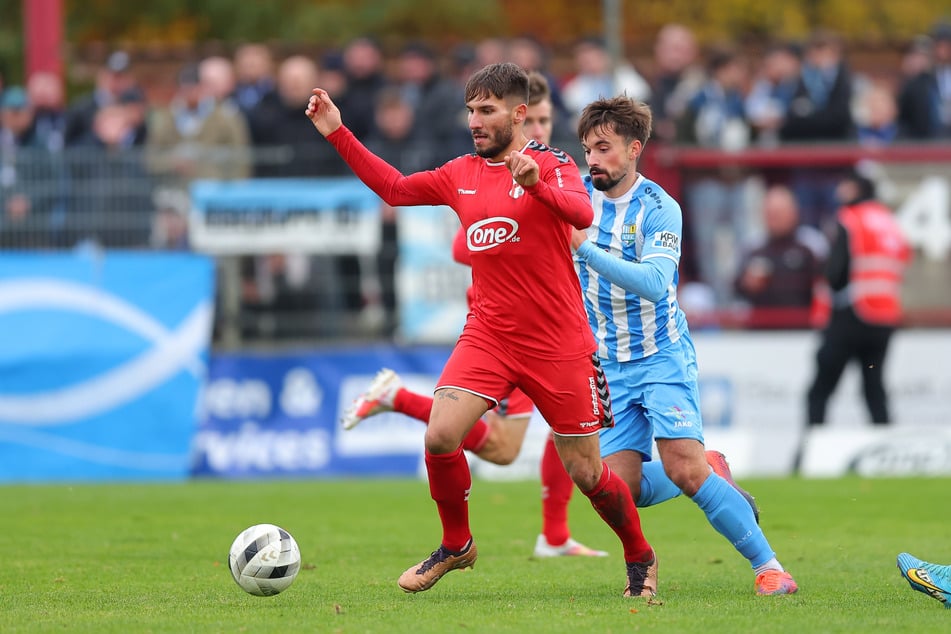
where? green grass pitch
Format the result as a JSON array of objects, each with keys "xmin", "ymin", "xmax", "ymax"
[{"xmin": 3, "ymin": 476, "xmax": 949, "ymax": 633}]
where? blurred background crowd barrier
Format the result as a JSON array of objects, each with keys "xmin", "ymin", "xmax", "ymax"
[{"xmin": 3, "ymin": 2, "xmax": 951, "ymax": 481}]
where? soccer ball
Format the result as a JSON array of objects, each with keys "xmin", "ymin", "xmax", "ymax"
[{"xmin": 228, "ymin": 524, "xmax": 301, "ymax": 596}]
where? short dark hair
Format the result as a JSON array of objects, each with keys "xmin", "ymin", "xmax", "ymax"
[
  {"xmin": 526, "ymin": 71, "xmax": 550, "ymax": 106},
  {"xmin": 577, "ymin": 96, "xmax": 652, "ymax": 147},
  {"xmin": 464, "ymin": 62, "xmax": 529, "ymax": 105}
]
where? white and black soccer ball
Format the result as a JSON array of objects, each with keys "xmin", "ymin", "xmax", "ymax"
[{"xmin": 228, "ymin": 524, "xmax": 301, "ymax": 596}]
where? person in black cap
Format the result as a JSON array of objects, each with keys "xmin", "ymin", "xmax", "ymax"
[
  {"xmin": 805, "ymin": 164, "xmax": 912, "ymax": 426},
  {"xmin": 65, "ymin": 50, "xmax": 138, "ymax": 146}
]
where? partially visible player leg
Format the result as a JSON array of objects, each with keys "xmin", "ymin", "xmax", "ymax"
[
  {"xmin": 658, "ymin": 438, "xmax": 797, "ymax": 596},
  {"xmin": 342, "ymin": 368, "xmax": 491, "ymax": 452},
  {"xmin": 397, "ymin": 388, "xmax": 488, "ymax": 593},
  {"xmin": 554, "ymin": 432, "xmax": 656, "ymax": 596},
  {"xmin": 535, "ymin": 432, "xmax": 608, "ymax": 557}
]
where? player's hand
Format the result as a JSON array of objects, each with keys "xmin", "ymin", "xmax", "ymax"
[
  {"xmin": 570, "ymin": 227, "xmax": 588, "ymax": 251},
  {"xmin": 504, "ymin": 150, "xmax": 539, "ymax": 187},
  {"xmin": 305, "ymin": 88, "xmax": 343, "ymax": 137}
]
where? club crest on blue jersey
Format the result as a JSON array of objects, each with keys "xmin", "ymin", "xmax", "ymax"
[
  {"xmin": 621, "ymin": 223, "xmax": 637, "ymax": 245},
  {"xmin": 653, "ymin": 230, "xmax": 680, "ymax": 253}
]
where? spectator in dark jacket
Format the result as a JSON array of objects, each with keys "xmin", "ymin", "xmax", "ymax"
[
  {"xmin": 897, "ymin": 35, "xmax": 942, "ymax": 140},
  {"xmin": 734, "ymin": 185, "xmax": 826, "ymax": 328},
  {"xmin": 780, "ymin": 29, "xmax": 853, "ymax": 142}
]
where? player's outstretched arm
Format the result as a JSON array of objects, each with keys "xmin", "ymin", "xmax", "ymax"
[{"xmin": 305, "ymin": 88, "xmax": 343, "ymax": 137}]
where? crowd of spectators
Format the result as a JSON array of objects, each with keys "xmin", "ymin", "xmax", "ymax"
[{"xmin": 1, "ymin": 22, "xmax": 949, "ymax": 339}]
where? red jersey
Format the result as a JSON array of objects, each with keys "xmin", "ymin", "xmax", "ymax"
[{"xmin": 327, "ymin": 127, "xmax": 595, "ymax": 360}]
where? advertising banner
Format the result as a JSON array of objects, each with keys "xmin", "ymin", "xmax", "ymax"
[
  {"xmin": 192, "ymin": 346, "xmax": 453, "ymax": 479},
  {"xmin": 189, "ymin": 178, "xmax": 382, "ymax": 255},
  {"xmin": 0, "ymin": 252, "xmax": 215, "ymax": 481},
  {"xmin": 395, "ymin": 204, "xmax": 470, "ymax": 343}
]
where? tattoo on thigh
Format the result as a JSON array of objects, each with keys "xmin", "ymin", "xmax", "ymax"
[{"xmin": 437, "ymin": 390, "xmax": 460, "ymax": 402}]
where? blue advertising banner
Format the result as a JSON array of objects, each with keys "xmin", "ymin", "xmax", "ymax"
[
  {"xmin": 0, "ymin": 252, "xmax": 215, "ymax": 481},
  {"xmin": 192, "ymin": 346, "xmax": 452, "ymax": 479}
]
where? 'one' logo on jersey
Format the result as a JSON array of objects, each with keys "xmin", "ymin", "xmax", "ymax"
[
  {"xmin": 467, "ymin": 217, "xmax": 520, "ymax": 252},
  {"xmin": 653, "ymin": 230, "xmax": 680, "ymax": 253}
]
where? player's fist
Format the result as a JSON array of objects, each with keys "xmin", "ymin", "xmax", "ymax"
[
  {"xmin": 504, "ymin": 150, "xmax": 540, "ymax": 187},
  {"xmin": 305, "ymin": 88, "xmax": 343, "ymax": 137}
]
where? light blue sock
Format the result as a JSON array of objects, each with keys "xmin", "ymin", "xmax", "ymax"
[
  {"xmin": 692, "ymin": 472, "xmax": 775, "ymax": 569},
  {"xmin": 636, "ymin": 460, "xmax": 682, "ymax": 507}
]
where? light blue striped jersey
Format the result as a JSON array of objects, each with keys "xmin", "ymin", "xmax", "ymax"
[{"xmin": 576, "ymin": 174, "xmax": 690, "ymax": 362}]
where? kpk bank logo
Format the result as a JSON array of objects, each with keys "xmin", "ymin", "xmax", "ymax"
[{"xmin": 467, "ymin": 217, "xmax": 520, "ymax": 252}]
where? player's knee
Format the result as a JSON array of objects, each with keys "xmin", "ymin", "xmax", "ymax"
[
  {"xmin": 424, "ymin": 427, "xmax": 464, "ymax": 454},
  {"xmin": 565, "ymin": 461, "xmax": 600, "ymax": 492}
]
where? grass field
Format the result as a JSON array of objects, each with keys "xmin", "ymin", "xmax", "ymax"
[{"xmin": 3, "ymin": 475, "xmax": 949, "ymax": 633}]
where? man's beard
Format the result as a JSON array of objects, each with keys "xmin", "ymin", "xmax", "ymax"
[
  {"xmin": 589, "ymin": 168, "xmax": 626, "ymax": 192},
  {"xmin": 473, "ymin": 120, "xmax": 514, "ymax": 158}
]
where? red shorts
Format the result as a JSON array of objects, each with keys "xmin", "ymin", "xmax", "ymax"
[
  {"xmin": 496, "ymin": 387, "xmax": 533, "ymax": 418},
  {"xmin": 437, "ymin": 328, "xmax": 613, "ymax": 436}
]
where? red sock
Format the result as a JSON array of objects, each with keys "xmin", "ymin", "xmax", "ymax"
[
  {"xmin": 540, "ymin": 433, "xmax": 572, "ymax": 546},
  {"xmin": 393, "ymin": 388, "xmax": 433, "ymax": 423},
  {"xmin": 583, "ymin": 463, "xmax": 652, "ymax": 563},
  {"xmin": 425, "ymin": 447, "xmax": 472, "ymax": 552},
  {"xmin": 461, "ymin": 419, "xmax": 490, "ymax": 453}
]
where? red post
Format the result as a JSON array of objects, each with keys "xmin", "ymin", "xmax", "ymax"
[{"xmin": 24, "ymin": 0, "xmax": 63, "ymax": 79}]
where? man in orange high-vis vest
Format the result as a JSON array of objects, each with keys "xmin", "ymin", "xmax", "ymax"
[{"xmin": 806, "ymin": 167, "xmax": 911, "ymax": 425}]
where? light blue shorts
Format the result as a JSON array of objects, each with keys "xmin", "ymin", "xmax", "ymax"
[{"xmin": 598, "ymin": 336, "xmax": 705, "ymax": 461}]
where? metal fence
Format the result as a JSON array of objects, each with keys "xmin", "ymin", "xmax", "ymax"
[{"xmin": 3, "ymin": 141, "xmax": 950, "ymax": 346}]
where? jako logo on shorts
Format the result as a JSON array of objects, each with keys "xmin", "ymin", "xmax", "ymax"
[{"xmin": 466, "ymin": 217, "xmax": 520, "ymax": 252}]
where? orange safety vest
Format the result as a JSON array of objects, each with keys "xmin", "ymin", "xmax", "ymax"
[{"xmin": 838, "ymin": 201, "xmax": 911, "ymax": 326}]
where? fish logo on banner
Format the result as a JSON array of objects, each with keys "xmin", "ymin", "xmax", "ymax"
[{"xmin": 0, "ymin": 278, "xmax": 211, "ymax": 425}]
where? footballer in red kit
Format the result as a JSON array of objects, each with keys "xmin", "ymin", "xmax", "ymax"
[{"xmin": 307, "ymin": 62, "xmax": 655, "ymax": 598}]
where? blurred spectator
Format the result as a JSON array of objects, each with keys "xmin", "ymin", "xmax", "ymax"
[
  {"xmin": 69, "ymin": 104, "xmax": 153, "ymax": 248},
  {"xmin": 364, "ymin": 87, "xmax": 432, "ymax": 336},
  {"xmin": 118, "ymin": 86, "xmax": 148, "ymax": 146},
  {"xmin": 930, "ymin": 22, "xmax": 951, "ymax": 136},
  {"xmin": 679, "ymin": 47, "xmax": 754, "ymax": 305},
  {"xmin": 240, "ymin": 252, "xmax": 325, "ymax": 340},
  {"xmin": 474, "ymin": 37, "xmax": 508, "ymax": 69},
  {"xmin": 896, "ymin": 35, "xmax": 941, "ymax": 139},
  {"xmin": 854, "ymin": 82, "xmax": 899, "ymax": 146},
  {"xmin": 733, "ymin": 184, "xmax": 827, "ymax": 328},
  {"xmin": 200, "ymin": 56, "xmax": 237, "ymax": 104},
  {"xmin": 243, "ymin": 54, "xmax": 350, "ymax": 337},
  {"xmin": 318, "ymin": 50, "xmax": 348, "ymax": 101},
  {"xmin": 677, "ymin": 46, "xmax": 750, "ymax": 149},
  {"xmin": 0, "ymin": 86, "xmax": 58, "ymax": 248},
  {"xmin": 649, "ymin": 23, "xmax": 705, "ymax": 142},
  {"xmin": 561, "ymin": 36, "xmax": 651, "ymax": 123},
  {"xmin": 507, "ymin": 35, "xmax": 569, "ymax": 128},
  {"xmin": 233, "ymin": 43, "xmax": 278, "ymax": 116},
  {"xmin": 146, "ymin": 63, "xmax": 250, "ymax": 248},
  {"xmin": 338, "ymin": 37, "xmax": 387, "ymax": 141},
  {"xmin": 248, "ymin": 54, "xmax": 347, "ymax": 176},
  {"xmin": 65, "ymin": 50, "xmax": 137, "ymax": 146},
  {"xmin": 26, "ymin": 72, "xmax": 66, "ymax": 152},
  {"xmin": 396, "ymin": 41, "xmax": 468, "ymax": 167},
  {"xmin": 745, "ymin": 42, "xmax": 802, "ymax": 147},
  {"xmin": 780, "ymin": 28, "xmax": 854, "ymax": 141},
  {"xmin": 782, "ymin": 29, "xmax": 855, "ymax": 229}
]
